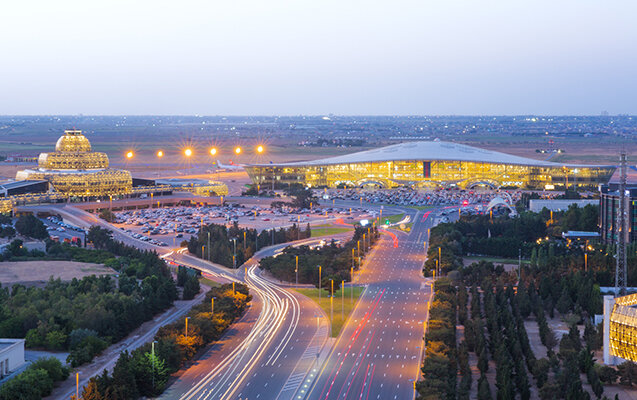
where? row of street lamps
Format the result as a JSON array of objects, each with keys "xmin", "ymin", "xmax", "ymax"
[{"xmin": 124, "ymin": 145, "xmax": 265, "ymax": 160}]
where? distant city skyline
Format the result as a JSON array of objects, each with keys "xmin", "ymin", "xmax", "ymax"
[{"xmin": 2, "ymin": 0, "xmax": 636, "ymax": 115}]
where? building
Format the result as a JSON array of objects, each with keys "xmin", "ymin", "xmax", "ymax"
[
  {"xmin": 603, "ymin": 294, "xmax": 637, "ymax": 364},
  {"xmin": 155, "ymin": 179, "xmax": 228, "ymax": 196},
  {"xmin": 0, "ymin": 180, "xmax": 49, "ymax": 197},
  {"xmin": 599, "ymin": 185, "xmax": 637, "ymax": 244},
  {"xmin": 245, "ymin": 141, "xmax": 615, "ymax": 190},
  {"xmin": 16, "ymin": 129, "xmax": 132, "ymax": 197},
  {"xmin": 528, "ymin": 199, "xmax": 598, "ymax": 213},
  {"xmin": 0, "ymin": 339, "xmax": 25, "ymax": 378}
]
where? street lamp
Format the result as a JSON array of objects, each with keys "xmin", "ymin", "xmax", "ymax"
[
  {"xmin": 295, "ymin": 255, "xmax": 299, "ymax": 285},
  {"xmin": 76, "ymin": 372, "xmax": 81, "ymax": 399},
  {"xmin": 184, "ymin": 148, "xmax": 193, "ymax": 157},
  {"xmin": 318, "ymin": 265, "xmax": 322, "ymax": 303},
  {"xmin": 156, "ymin": 150, "xmax": 164, "ymax": 177},
  {"xmin": 151, "ymin": 340, "xmax": 158, "ymax": 390},
  {"xmin": 185, "ymin": 317, "xmax": 190, "ymax": 338},
  {"xmin": 256, "ymin": 145, "xmax": 265, "ymax": 154},
  {"xmin": 209, "ymin": 147, "xmax": 217, "ymax": 156},
  {"xmin": 230, "ymin": 238, "xmax": 237, "ymax": 268},
  {"xmin": 234, "ymin": 146, "xmax": 242, "ymax": 155},
  {"xmin": 126, "ymin": 150, "xmax": 134, "ymax": 159}
]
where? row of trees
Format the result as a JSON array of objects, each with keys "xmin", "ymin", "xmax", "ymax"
[
  {"xmin": 187, "ymin": 221, "xmax": 312, "ymax": 268},
  {"xmin": 416, "ymin": 278, "xmax": 457, "ymax": 399},
  {"xmin": 0, "ymin": 227, "xmax": 178, "ymax": 368},
  {"xmin": 74, "ymin": 283, "xmax": 251, "ymax": 399},
  {"xmin": 259, "ymin": 225, "xmax": 379, "ymax": 288},
  {"xmin": 423, "ymin": 205, "xmax": 622, "ymax": 279},
  {"xmin": 0, "ymin": 357, "xmax": 69, "ymax": 400}
]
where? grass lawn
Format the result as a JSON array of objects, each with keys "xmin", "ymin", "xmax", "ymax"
[
  {"xmin": 382, "ymin": 213, "xmax": 405, "ymax": 224},
  {"xmin": 464, "ymin": 256, "xmax": 531, "ymax": 265},
  {"xmin": 199, "ymin": 276, "xmax": 222, "ymax": 288},
  {"xmin": 310, "ymin": 227, "xmax": 351, "ymax": 238},
  {"xmin": 295, "ymin": 286, "xmax": 365, "ymax": 337},
  {"xmin": 407, "ymin": 205, "xmax": 434, "ymax": 211},
  {"xmin": 389, "ymin": 223, "xmax": 412, "ymax": 232}
]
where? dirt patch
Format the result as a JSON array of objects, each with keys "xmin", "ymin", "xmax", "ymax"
[{"xmin": 0, "ymin": 260, "xmax": 117, "ymax": 287}]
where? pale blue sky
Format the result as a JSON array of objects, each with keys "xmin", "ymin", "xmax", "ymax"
[{"xmin": 1, "ymin": 0, "xmax": 636, "ymax": 115}]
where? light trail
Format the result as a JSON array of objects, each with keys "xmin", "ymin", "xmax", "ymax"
[{"xmin": 178, "ymin": 263, "xmax": 303, "ymax": 400}]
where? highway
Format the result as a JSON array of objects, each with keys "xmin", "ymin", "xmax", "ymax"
[
  {"xmin": 306, "ymin": 208, "xmax": 434, "ymax": 400},
  {"xmin": 23, "ymin": 201, "xmax": 436, "ymax": 400},
  {"xmin": 21, "ymin": 203, "xmax": 330, "ymax": 400}
]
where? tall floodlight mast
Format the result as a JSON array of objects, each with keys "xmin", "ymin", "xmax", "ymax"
[{"xmin": 615, "ymin": 152, "xmax": 628, "ymax": 297}]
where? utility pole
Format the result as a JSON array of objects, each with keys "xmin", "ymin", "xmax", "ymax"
[
  {"xmin": 615, "ymin": 152, "xmax": 628, "ymax": 297},
  {"xmin": 518, "ymin": 248, "xmax": 521, "ymax": 281}
]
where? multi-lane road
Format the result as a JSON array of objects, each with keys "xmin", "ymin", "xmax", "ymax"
[
  {"xmin": 22, "ymin": 201, "xmax": 439, "ymax": 400},
  {"xmin": 306, "ymin": 208, "xmax": 434, "ymax": 400}
]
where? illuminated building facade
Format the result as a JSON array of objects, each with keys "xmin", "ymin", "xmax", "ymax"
[
  {"xmin": 604, "ymin": 294, "xmax": 637, "ymax": 364},
  {"xmin": 599, "ymin": 185, "xmax": 637, "ymax": 244},
  {"xmin": 16, "ymin": 130, "xmax": 132, "ymax": 197},
  {"xmin": 246, "ymin": 141, "xmax": 615, "ymax": 190}
]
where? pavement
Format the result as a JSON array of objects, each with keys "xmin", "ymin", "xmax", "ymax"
[
  {"xmin": 19, "ymin": 199, "xmax": 436, "ymax": 400},
  {"xmin": 305, "ymin": 207, "xmax": 435, "ymax": 400}
]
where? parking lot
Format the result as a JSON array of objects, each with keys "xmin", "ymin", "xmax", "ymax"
[{"xmin": 111, "ymin": 203, "xmax": 374, "ymax": 248}]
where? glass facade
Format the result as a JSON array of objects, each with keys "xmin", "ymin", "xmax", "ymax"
[
  {"xmin": 246, "ymin": 159, "xmax": 615, "ymax": 190},
  {"xmin": 16, "ymin": 130, "xmax": 132, "ymax": 197},
  {"xmin": 610, "ymin": 294, "xmax": 637, "ymax": 362},
  {"xmin": 599, "ymin": 186, "xmax": 637, "ymax": 244}
]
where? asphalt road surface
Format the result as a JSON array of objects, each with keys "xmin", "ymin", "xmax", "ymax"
[{"xmin": 306, "ymin": 208, "xmax": 434, "ymax": 400}]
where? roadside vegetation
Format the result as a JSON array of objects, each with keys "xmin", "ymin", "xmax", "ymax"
[
  {"xmin": 73, "ymin": 282, "xmax": 250, "ymax": 399},
  {"xmin": 259, "ymin": 225, "xmax": 379, "ymax": 285},
  {"xmin": 0, "ymin": 226, "xmax": 177, "ymax": 369},
  {"xmin": 187, "ymin": 221, "xmax": 311, "ymax": 268},
  {"xmin": 295, "ymin": 286, "xmax": 365, "ymax": 336},
  {"xmin": 0, "ymin": 357, "xmax": 69, "ymax": 400},
  {"xmin": 418, "ymin": 204, "xmax": 637, "ymax": 400}
]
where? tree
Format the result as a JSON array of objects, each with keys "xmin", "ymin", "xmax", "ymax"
[
  {"xmin": 477, "ymin": 374, "xmax": 492, "ymax": 400},
  {"xmin": 81, "ymin": 380, "xmax": 104, "ymax": 400},
  {"xmin": 597, "ymin": 365, "xmax": 618, "ymax": 385},
  {"xmin": 617, "ymin": 361, "xmax": 637, "ymax": 386},
  {"xmin": 284, "ymin": 184, "xmax": 318, "ymax": 209},
  {"xmin": 98, "ymin": 209, "xmax": 116, "ymax": 223},
  {"xmin": 182, "ymin": 275, "xmax": 201, "ymax": 300},
  {"xmin": 87, "ymin": 226, "xmax": 113, "ymax": 249},
  {"xmin": 14, "ymin": 214, "xmax": 48, "ymax": 239}
]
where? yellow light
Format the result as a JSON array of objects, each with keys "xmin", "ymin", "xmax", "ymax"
[
  {"xmin": 234, "ymin": 146, "xmax": 242, "ymax": 155},
  {"xmin": 184, "ymin": 148, "xmax": 193, "ymax": 157},
  {"xmin": 126, "ymin": 151, "xmax": 134, "ymax": 159},
  {"xmin": 157, "ymin": 150, "xmax": 164, "ymax": 158},
  {"xmin": 210, "ymin": 148, "xmax": 217, "ymax": 156},
  {"xmin": 257, "ymin": 145, "xmax": 264, "ymax": 154}
]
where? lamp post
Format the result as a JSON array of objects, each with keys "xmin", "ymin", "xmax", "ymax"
[
  {"xmin": 76, "ymin": 372, "xmax": 80, "ymax": 400},
  {"xmin": 156, "ymin": 150, "xmax": 163, "ymax": 177},
  {"xmin": 151, "ymin": 340, "xmax": 158, "ymax": 390},
  {"xmin": 341, "ymin": 280, "xmax": 345, "ymax": 321},
  {"xmin": 295, "ymin": 255, "xmax": 299, "ymax": 285},
  {"xmin": 207, "ymin": 231, "xmax": 210, "ymax": 261},
  {"xmin": 438, "ymin": 247, "xmax": 441, "ymax": 273},
  {"xmin": 231, "ymin": 238, "xmax": 237, "ymax": 268},
  {"xmin": 318, "ymin": 265, "xmax": 322, "ymax": 303},
  {"xmin": 185, "ymin": 317, "xmax": 190, "ymax": 338},
  {"xmin": 330, "ymin": 279, "xmax": 334, "ymax": 324},
  {"xmin": 211, "ymin": 297, "xmax": 215, "ymax": 314}
]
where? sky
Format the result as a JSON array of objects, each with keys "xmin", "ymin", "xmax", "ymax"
[{"xmin": 1, "ymin": 0, "xmax": 636, "ymax": 115}]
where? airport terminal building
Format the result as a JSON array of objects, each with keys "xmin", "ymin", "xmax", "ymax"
[{"xmin": 245, "ymin": 141, "xmax": 615, "ymax": 190}]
